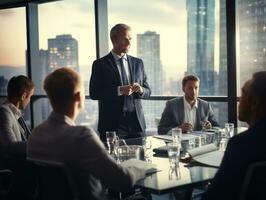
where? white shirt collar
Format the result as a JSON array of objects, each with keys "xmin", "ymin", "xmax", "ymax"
[
  {"xmin": 183, "ymin": 96, "xmax": 198, "ymax": 110},
  {"xmin": 111, "ymin": 51, "xmax": 128, "ymax": 62}
]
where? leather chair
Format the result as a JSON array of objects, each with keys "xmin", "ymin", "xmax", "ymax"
[
  {"xmin": 240, "ymin": 161, "xmax": 266, "ymax": 200},
  {"xmin": 0, "ymin": 169, "xmax": 13, "ymax": 199},
  {"xmin": 28, "ymin": 160, "xmax": 79, "ymax": 200}
]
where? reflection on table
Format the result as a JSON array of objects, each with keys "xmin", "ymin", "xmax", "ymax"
[{"xmin": 120, "ymin": 136, "xmax": 218, "ymax": 195}]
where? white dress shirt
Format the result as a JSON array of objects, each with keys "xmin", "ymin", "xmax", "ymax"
[
  {"xmin": 183, "ymin": 96, "xmax": 198, "ymax": 129},
  {"xmin": 111, "ymin": 51, "xmax": 132, "ymax": 96}
]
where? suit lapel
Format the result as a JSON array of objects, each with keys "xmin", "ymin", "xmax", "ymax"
[
  {"xmin": 106, "ymin": 53, "xmax": 122, "ymax": 85},
  {"xmin": 195, "ymin": 99, "xmax": 202, "ymax": 130},
  {"xmin": 173, "ymin": 98, "xmax": 184, "ymax": 125},
  {"xmin": 127, "ymin": 55, "xmax": 134, "ymax": 84}
]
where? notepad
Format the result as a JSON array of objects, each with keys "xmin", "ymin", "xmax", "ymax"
[{"xmin": 187, "ymin": 144, "xmax": 224, "ymax": 168}]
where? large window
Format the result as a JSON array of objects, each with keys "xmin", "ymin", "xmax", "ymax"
[
  {"xmin": 33, "ymin": 0, "xmax": 96, "ymax": 125},
  {"xmin": 0, "ymin": 7, "xmax": 27, "ymax": 94},
  {"xmin": 236, "ymin": 0, "xmax": 266, "ymax": 95},
  {"xmin": 108, "ymin": 0, "xmax": 228, "ymax": 128},
  {"xmin": 0, "ymin": 7, "xmax": 31, "ymax": 125}
]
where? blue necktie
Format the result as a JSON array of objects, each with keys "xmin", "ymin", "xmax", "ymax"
[{"xmin": 119, "ymin": 58, "xmax": 134, "ymax": 112}]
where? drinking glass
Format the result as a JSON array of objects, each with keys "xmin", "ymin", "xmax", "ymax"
[
  {"xmin": 106, "ymin": 131, "xmax": 118, "ymax": 155},
  {"xmin": 168, "ymin": 166, "xmax": 181, "ymax": 180},
  {"xmin": 142, "ymin": 137, "xmax": 152, "ymax": 161},
  {"xmin": 172, "ymin": 128, "xmax": 182, "ymax": 145},
  {"xmin": 225, "ymin": 123, "xmax": 235, "ymax": 138},
  {"xmin": 167, "ymin": 143, "xmax": 181, "ymax": 168}
]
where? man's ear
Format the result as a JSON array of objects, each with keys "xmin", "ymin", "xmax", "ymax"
[
  {"xmin": 21, "ymin": 92, "xmax": 27, "ymax": 101},
  {"xmin": 74, "ymin": 91, "xmax": 81, "ymax": 102}
]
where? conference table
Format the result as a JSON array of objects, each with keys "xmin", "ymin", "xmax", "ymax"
[
  {"xmin": 122, "ymin": 136, "xmax": 219, "ymax": 197},
  {"xmin": 115, "ymin": 127, "xmax": 248, "ymax": 198}
]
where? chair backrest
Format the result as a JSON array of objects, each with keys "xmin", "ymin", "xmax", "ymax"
[
  {"xmin": 240, "ymin": 161, "xmax": 266, "ymax": 200},
  {"xmin": 29, "ymin": 159, "xmax": 79, "ymax": 200},
  {"xmin": 0, "ymin": 169, "xmax": 13, "ymax": 198}
]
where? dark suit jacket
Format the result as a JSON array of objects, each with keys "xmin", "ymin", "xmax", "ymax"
[
  {"xmin": 158, "ymin": 97, "xmax": 219, "ymax": 134},
  {"xmin": 202, "ymin": 116, "xmax": 266, "ymax": 200},
  {"xmin": 89, "ymin": 52, "xmax": 151, "ymax": 137}
]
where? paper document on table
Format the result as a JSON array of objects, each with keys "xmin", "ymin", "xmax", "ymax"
[
  {"xmin": 187, "ymin": 144, "xmax": 224, "ymax": 168},
  {"xmin": 120, "ymin": 159, "xmax": 159, "ymax": 175},
  {"xmin": 153, "ymin": 134, "xmax": 198, "ymax": 142}
]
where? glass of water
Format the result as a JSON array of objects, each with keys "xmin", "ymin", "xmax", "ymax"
[
  {"xmin": 172, "ymin": 128, "xmax": 182, "ymax": 145},
  {"xmin": 225, "ymin": 123, "xmax": 234, "ymax": 138},
  {"xmin": 167, "ymin": 142, "xmax": 181, "ymax": 169},
  {"xmin": 106, "ymin": 131, "xmax": 118, "ymax": 155}
]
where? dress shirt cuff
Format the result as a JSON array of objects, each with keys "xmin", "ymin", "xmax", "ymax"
[{"xmin": 117, "ymin": 86, "xmax": 123, "ymax": 96}]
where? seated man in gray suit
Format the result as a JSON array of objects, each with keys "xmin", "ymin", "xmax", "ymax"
[
  {"xmin": 0, "ymin": 75, "xmax": 35, "ymax": 199},
  {"xmin": 0, "ymin": 75, "xmax": 34, "ymax": 159},
  {"xmin": 158, "ymin": 75, "xmax": 219, "ymax": 134},
  {"xmin": 27, "ymin": 68, "xmax": 146, "ymax": 200}
]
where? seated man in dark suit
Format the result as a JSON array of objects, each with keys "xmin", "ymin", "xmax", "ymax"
[
  {"xmin": 202, "ymin": 71, "xmax": 266, "ymax": 200},
  {"xmin": 27, "ymin": 68, "xmax": 146, "ymax": 200},
  {"xmin": 158, "ymin": 75, "xmax": 219, "ymax": 134}
]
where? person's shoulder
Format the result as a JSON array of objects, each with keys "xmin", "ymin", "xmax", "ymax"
[
  {"xmin": 71, "ymin": 126, "xmax": 98, "ymax": 137},
  {"xmin": 128, "ymin": 55, "xmax": 142, "ymax": 63},
  {"xmin": 168, "ymin": 97, "xmax": 181, "ymax": 104},
  {"xmin": 0, "ymin": 104, "xmax": 12, "ymax": 117},
  {"xmin": 93, "ymin": 53, "xmax": 111, "ymax": 64},
  {"xmin": 197, "ymin": 98, "xmax": 209, "ymax": 104}
]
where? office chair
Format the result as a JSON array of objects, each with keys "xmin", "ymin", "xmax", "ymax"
[
  {"xmin": 240, "ymin": 161, "xmax": 266, "ymax": 200},
  {"xmin": 29, "ymin": 159, "xmax": 79, "ymax": 200},
  {"xmin": 0, "ymin": 169, "xmax": 13, "ymax": 199}
]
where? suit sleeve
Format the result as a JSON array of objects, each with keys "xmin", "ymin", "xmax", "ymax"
[
  {"xmin": 75, "ymin": 128, "xmax": 146, "ymax": 192},
  {"xmin": 0, "ymin": 107, "xmax": 17, "ymax": 149},
  {"xmin": 158, "ymin": 101, "xmax": 176, "ymax": 135},
  {"xmin": 135, "ymin": 59, "xmax": 151, "ymax": 99},
  {"xmin": 202, "ymin": 138, "xmax": 244, "ymax": 200},
  {"xmin": 89, "ymin": 60, "xmax": 120, "ymax": 100},
  {"xmin": 0, "ymin": 107, "xmax": 26, "ymax": 156},
  {"xmin": 207, "ymin": 103, "xmax": 220, "ymax": 127}
]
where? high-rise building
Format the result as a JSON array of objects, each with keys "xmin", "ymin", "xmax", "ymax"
[
  {"xmin": 48, "ymin": 34, "xmax": 79, "ymax": 72},
  {"xmin": 137, "ymin": 31, "xmax": 164, "ymax": 134},
  {"xmin": 186, "ymin": 0, "xmax": 215, "ymax": 95},
  {"xmin": 237, "ymin": 0, "xmax": 266, "ymax": 87},
  {"xmin": 137, "ymin": 31, "xmax": 163, "ymax": 95}
]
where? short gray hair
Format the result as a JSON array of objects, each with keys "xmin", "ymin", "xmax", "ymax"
[{"xmin": 110, "ymin": 24, "xmax": 131, "ymax": 40}]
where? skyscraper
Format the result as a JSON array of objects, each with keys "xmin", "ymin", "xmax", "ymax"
[
  {"xmin": 48, "ymin": 34, "xmax": 79, "ymax": 72},
  {"xmin": 137, "ymin": 31, "xmax": 162, "ymax": 95},
  {"xmin": 237, "ymin": 0, "xmax": 266, "ymax": 87},
  {"xmin": 186, "ymin": 0, "xmax": 215, "ymax": 95},
  {"xmin": 137, "ymin": 31, "xmax": 163, "ymax": 133}
]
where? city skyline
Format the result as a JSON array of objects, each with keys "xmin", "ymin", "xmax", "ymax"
[{"xmin": 0, "ymin": 0, "xmax": 221, "ymax": 81}]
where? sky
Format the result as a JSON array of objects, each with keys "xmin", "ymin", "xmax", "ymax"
[{"xmin": 0, "ymin": 0, "xmax": 220, "ymax": 80}]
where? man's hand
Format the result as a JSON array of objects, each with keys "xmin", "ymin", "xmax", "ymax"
[
  {"xmin": 202, "ymin": 120, "xmax": 212, "ymax": 129},
  {"xmin": 132, "ymin": 83, "xmax": 143, "ymax": 94},
  {"xmin": 120, "ymin": 85, "xmax": 133, "ymax": 96},
  {"xmin": 179, "ymin": 122, "xmax": 193, "ymax": 133}
]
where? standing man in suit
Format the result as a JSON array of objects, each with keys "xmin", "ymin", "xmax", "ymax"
[
  {"xmin": 90, "ymin": 23, "xmax": 151, "ymax": 140},
  {"xmin": 158, "ymin": 75, "xmax": 219, "ymax": 134},
  {"xmin": 28, "ymin": 68, "xmax": 146, "ymax": 199},
  {"xmin": 0, "ymin": 75, "xmax": 34, "ymax": 159},
  {"xmin": 202, "ymin": 71, "xmax": 266, "ymax": 200}
]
